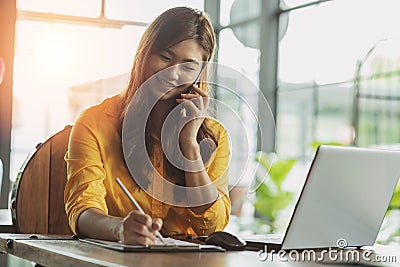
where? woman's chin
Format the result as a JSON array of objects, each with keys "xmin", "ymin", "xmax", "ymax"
[
  {"xmin": 146, "ymin": 81, "xmax": 176, "ymax": 100},
  {"xmin": 158, "ymin": 90, "xmax": 180, "ymax": 101},
  {"xmin": 157, "ymin": 84, "xmax": 187, "ymax": 101}
]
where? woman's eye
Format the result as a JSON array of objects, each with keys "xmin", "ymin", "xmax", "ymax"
[
  {"xmin": 183, "ymin": 64, "xmax": 198, "ymax": 71},
  {"xmin": 183, "ymin": 66, "xmax": 196, "ymax": 71},
  {"xmin": 160, "ymin": 54, "xmax": 171, "ymax": 61}
]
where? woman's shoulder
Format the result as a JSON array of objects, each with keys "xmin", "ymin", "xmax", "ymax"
[
  {"xmin": 77, "ymin": 95, "xmax": 121, "ymax": 123},
  {"xmin": 71, "ymin": 95, "xmax": 122, "ymax": 143}
]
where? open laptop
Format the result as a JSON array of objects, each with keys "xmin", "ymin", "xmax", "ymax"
[{"xmin": 244, "ymin": 145, "xmax": 400, "ymax": 250}]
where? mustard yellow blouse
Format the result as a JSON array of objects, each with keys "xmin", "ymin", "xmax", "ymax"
[{"xmin": 64, "ymin": 95, "xmax": 231, "ymax": 236}]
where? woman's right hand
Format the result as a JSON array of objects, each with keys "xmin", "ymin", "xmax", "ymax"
[{"xmin": 114, "ymin": 210, "xmax": 163, "ymax": 245}]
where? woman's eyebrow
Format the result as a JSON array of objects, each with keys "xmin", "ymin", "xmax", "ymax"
[{"xmin": 165, "ymin": 49, "xmax": 201, "ymax": 65}]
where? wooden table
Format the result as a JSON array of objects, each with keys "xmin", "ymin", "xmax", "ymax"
[{"xmin": 0, "ymin": 234, "xmax": 398, "ymax": 267}]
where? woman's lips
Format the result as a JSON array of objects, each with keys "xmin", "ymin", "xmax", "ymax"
[{"xmin": 157, "ymin": 75, "xmax": 177, "ymax": 89}]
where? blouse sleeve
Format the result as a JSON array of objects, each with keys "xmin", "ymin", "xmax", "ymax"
[
  {"xmin": 64, "ymin": 116, "xmax": 108, "ymax": 234},
  {"xmin": 186, "ymin": 123, "xmax": 231, "ymax": 236}
]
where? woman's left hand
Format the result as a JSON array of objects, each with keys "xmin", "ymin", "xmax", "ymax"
[{"xmin": 176, "ymin": 84, "xmax": 209, "ymax": 146}]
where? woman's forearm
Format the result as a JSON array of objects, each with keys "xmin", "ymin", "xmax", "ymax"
[
  {"xmin": 180, "ymin": 139, "xmax": 219, "ymax": 214},
  {"xmin": 78, "ymin": 208, "xmax": 122, "ymax": 240},
  {"xmin": 78, "ymin": 208, "xmax": 163, "ymax": 245}
]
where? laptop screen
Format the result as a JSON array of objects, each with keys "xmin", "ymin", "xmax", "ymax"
[{"xmin": 282, "ymin": 145, "xmax": 400, "ymax": 250}]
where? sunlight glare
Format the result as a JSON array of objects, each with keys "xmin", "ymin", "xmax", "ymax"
[{"xmin": 35, "ymin": 30, "xmax": 73, "ymax": 80}]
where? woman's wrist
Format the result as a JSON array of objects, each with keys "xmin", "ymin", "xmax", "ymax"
[
  {"xmin": 111, "ymin": 218, "xmax": 123, "ymax": 241},
  {"xmin": 179, "ymin": 138, "xmax": 200, "ymax": 159},
  {"xmin": 78, "ymin": 208, "xmax": 123, "ymax": 242}
]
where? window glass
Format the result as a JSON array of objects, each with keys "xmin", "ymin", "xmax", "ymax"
[
  {"xmin": 277, "ymin": 82, "xmax": 354, "ymax": 158},
  {"xmin": 356, "ymin": 39, "xmax": 400, "ymax": 148},
  {"xmin": 219, "ymin": 0, "xmax": 261, "ymax": 27},
  {"xmin": 11, "ymin": 1, "xmax": 206, "ymax": 185},
  {"xmin": 217, "ymin": 28, "xmax": 260, "ymax": 187},
  {"xmin": 276, "ymin": 1, "xmax": 400, "ymax": 243},
  {"xmin": 105, "ymin": 0, "xmax": 203, "ymax": 22},
  {"xmin": 11, "ymin": 20, "xmax": 145, "ymax": 181},
  {"xmin": 278, "ymin": 0, "xmax": 400, "ymax": 158},
  {"xmin": 17, "ymin": 0, "xmax": 102, "ymax": 17},
  {"xmin": 281, "ymin": 0, "xmax": 321, "ymax": 8}
]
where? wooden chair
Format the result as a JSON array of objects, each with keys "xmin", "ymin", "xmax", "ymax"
[{"xmin": 10, "ymin": 126, "xmax": 73, "ymax": 234}]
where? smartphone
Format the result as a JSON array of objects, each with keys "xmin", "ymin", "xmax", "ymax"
[
  {"xmin": 180, "ymin": 75, "xmax": 200, "ymax": 116},
  {"xmin": 186, "ymin": 68, "xmax": 202, "ymax": 94},
  {"xmin": 186, "ymin": 82, "xmax": 196, "ymax": 94}
]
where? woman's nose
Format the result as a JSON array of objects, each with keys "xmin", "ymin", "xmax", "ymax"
[{"xmin": 164, "ymin": 64, "xmax": 180, "ymax": 82}]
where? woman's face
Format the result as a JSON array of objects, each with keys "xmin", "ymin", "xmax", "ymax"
[{"xmin": 144, "ymin": 39, "xmax": 206, "ymax": 100}]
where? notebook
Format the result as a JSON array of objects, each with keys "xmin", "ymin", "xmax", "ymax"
[
  {"xmin": 80, "ymin": 237, "xmax": 225, "ymax": 252},
  {"xmin": 244, "ymin": 145, "xmax": 400, "ymax": 250}
]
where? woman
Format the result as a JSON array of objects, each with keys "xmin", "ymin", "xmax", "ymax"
[{"xmin": 64, "ymin": 7, "xmax": 231, "ymax": 245}]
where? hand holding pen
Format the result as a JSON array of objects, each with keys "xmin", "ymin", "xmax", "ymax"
[{"xmin": 116, "ymin": 178, "xmax": 166, "ymax": 245}]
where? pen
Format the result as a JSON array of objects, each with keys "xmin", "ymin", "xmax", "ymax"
[{"xmin": 116, "ymin": 177, "xmax": 167, "ymax": 245}]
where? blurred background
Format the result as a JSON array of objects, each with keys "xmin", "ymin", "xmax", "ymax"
[{"xmin": 0, "ymin": 0, "xmax": 399, "ymax": 255}]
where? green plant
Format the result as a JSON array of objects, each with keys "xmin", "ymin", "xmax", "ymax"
[
  {"xmin": 388, "ymin": 181, "xmax": 400, "ymax": 210},
  {"xmin": 253, "ymin": 151, "xmax": 295, "ymax": 233},
  {"xmin": 384, "ymin": 181, "xmax": 400, "ymax": 244},
  {"xmin": 310, "ymin": 141, "xmax": 345, "ymax": 151}
]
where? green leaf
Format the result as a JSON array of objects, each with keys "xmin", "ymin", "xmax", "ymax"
[
  {"xmin": 388, "ymin": 181, "xmax": 400, "ymax": 209},
  {"xmin": 255, "ymin": 151, "xmax": 274, "ymax": 171},
  {"xmin": 253, "ymin": 190, "xmax": 294, "ymax": 222},
  {"xmin": 269, "ymin": 159, "xmax": 296, "ymax": 188},
  {"xmin": 310, "ymin": 141, "xmax": 346, "ymax": 151},
  {"xmin": 253, "ymin": 151, "xmax": 296, "ymax": 228},
  {"xmin": 256, "ymin": 183, "xmax": 273, "ymax": 198},
  {"xmin": 254, "ymin": 198, "xmax": 275, "ymax": 221}
]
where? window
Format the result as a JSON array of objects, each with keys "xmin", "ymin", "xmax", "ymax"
[
  {"xmin": 209, "ymin": 0, "xmax": 268, "ymax": 197},
  {"xmin": 10, "ymin": 0, "xmax": 203, "ymax": 191},
  {"xmin": 208, "ymin": 0, "xmax": 400, "ymax": 241},
  {"xmin": 17, "ymin": 0, "xmax": 102, "ymax": 17},
  {"xmin": 277, "ymin": 0, "xmax": 400, "ymax": 242},
  {"xmin": 105, "ymin": 0, "xmax": 203, "ymax": 22},
  {"xmin": 278, "ymin": 0, "xmax": 400, "ymax": 157},
  {"xmin": 217, "ymin": 28, "xmax": 260, "ymax": 188}
]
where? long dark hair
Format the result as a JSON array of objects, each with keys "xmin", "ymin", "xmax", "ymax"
[{"xmin": 120, "ymin": 7, "xmax": 218, "ymax": 194}]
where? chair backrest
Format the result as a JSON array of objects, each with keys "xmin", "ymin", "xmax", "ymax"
[{"xmin": 10, "ymin": 126, "xmax": 73, "ymax": 234}]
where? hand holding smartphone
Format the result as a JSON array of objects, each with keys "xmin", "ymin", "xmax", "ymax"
[
  {"xmin": 186, "ymin": 65, "xmax": 203, "ymax": 94},
  {"xmin": 186, "ymin": 82, "xmax": 196, "ymax": 94}
]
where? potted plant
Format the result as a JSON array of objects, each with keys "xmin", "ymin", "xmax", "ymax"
[{"xmin": 253, "ymin": 151, "xmax": 296, "ymax": 233}]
